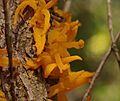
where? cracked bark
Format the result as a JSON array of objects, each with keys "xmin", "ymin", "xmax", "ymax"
[{"xmin": 0, "ymin": 0, "xmax": 47, "ymax": 101}]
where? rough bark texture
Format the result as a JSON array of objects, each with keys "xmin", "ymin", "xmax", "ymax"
[{"xmin": 0, "ymin": 0, "xmax": 47, "ymax": 101}]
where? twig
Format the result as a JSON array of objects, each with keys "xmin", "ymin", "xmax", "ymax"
[
  {"xmin": 2, "ymin": 0, "xmax": 16, "ymax": 100},
  {"xmin": 2, "ymin": 0, "xmax": 12, "ymax": 73},
  {"xmin": 82, "ymin": 31, "xmax": 120, "ymax": 101},
  {"xmin": 107, "ymin": 0, "xmax": 120, "ymax": 68},
  {"xmin": 82, "ymin": 1, "xmax": 120, "ymax": 100},
  {"xmin": 63, "ymin": 0, "xmax": 72, "ymax": 12}
]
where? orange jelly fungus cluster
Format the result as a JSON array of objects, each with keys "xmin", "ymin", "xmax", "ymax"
[{"xmin": 0, "ymin": 0, "xmax": 95, "ymax": 101}]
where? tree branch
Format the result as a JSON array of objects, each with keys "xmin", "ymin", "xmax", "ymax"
[
  {"xmin": 2, "ymin": 0, "xmax": 16, "ymax": 100},
  {"xmin": 107, "ymin": 0, "xmax": 120, "ymax": 68},
  {"xmin": 63, "ymin": 0, "xmax": 72, "ymax": 12},
  {"xmin": 82, "ymin": 1, "xmax": 120, "ymax": 100},
  {"xmin": 2, "ymin": 0, "xmax": 12, "ymax": 73},
  {"xmin": 82, "ymin": 31, "xmax": 120, "ymax": 101}
]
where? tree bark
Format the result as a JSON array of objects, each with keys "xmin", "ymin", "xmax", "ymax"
[{"xmin": 0, "ymin": 0, "xmax": 47, "ymax": 101}]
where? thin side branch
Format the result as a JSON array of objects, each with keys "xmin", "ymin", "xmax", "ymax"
[
  {"xmin": 82, "ymin": 31, "xmax": 120, "ymax": 101},
  {"xmin": 82, "ymin": 1, "xmax": 120, "ymax": 100},
  {"xmin": 2, "ymin": 0, "xmax": 16, "ymax": 100},
  {"xmin": 2, "ymin": 0, "xmax": 12, "ymax": 72},
  {"xmin": 63, "ymin": 0, "xmax": 72, "ymax": 12},
  {"xmin": 107, "ymin": 0, "xmax": 120, "ymax": 68}
]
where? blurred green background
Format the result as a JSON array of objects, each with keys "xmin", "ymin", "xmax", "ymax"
[{"xmin": 58, "ymin": 0, "xmax": 120, "ymax": 101}]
